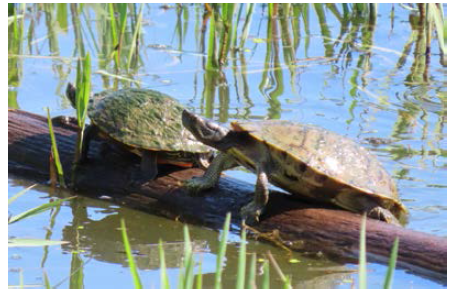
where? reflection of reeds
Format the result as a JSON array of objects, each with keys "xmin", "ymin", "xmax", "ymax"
[
  {"xmin": 7, "ymin": 3, "xmax": 447, "ymax": 174},
  {"xmin": 120, "ymin": 213, "xmax": 291, "ymax": 289}
]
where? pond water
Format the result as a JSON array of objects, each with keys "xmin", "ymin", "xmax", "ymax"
[{"xmin": 8, "ymin": 3, "xmax": 446, "ymax": 289}]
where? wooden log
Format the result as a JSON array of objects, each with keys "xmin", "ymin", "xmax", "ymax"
[{"xmin": 8, "ymin": 109, "xmax": 446, "ymax": 283}]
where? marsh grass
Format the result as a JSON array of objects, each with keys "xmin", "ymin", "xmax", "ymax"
[
  {"xmin": 46, "ymin": 108, "xmax": 66, "ymax": 188},
  {"xmin": 8, "ymin": 186, "xmax": 73, "ymax": 247},
  {"xmin": 120, "ymin": 213, "xmax": 288, "ymax": 289}
]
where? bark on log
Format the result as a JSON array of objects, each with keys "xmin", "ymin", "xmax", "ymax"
[{"xmin": 8, "ymin": 109, "xmax": 446, "ymax": 283}]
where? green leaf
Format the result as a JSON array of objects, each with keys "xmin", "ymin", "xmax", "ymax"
[
  {"xmin": 8, "ymin": 238, "xmax": 69, "ymax": 247},
  {"xmin": 159, "ymin": 239, "xmax": 170, "ymax": 289},
  {"xmin": 9, "ymin": 197, "xmax": 75, "ymax": 224},
  {"xmin": 359, "ymin": 214, "xmax": 367, "ymax": 289},
  {"xmin": 8, "ymin": 184, "xmax": 37, "ymax": 205},
  {"xmin": 383, "ymin": 237, "xmax": 399, "ymax": 289},
  {"xmin": 120, "ymin": 219, "xmax": 143, "ymax": 289},
  {"xmin": 214, "ymin": 212, "xmax": 231, "ymax": 289}
]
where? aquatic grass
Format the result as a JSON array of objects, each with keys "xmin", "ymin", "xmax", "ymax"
[
  {"xmin": 43, "ymin": 270, "xmax": 51, "ymax": 289},
  {"xmin": 8, "ymin": 186, "xmax": 73, "ymax": 247},
  {"xmin": 126, "ymin": 3, "xmax": 143, "ymax": 72},
  {"xmin": 120, "ymin": 218, "xmax": 143, "ymax": 289},
  {"xmin": 8, "ymin": 184, "xmax": 36, "ymax": 205},
  {"xmin": 73, "ymin": 53, "xmax": 91, "ymax": 167},
  {"xmin": 358, "ymin": 214, "xmax": 367, "ymax": 289},
  {"xmin": 214, "ymin": 212, "xmax": 231, "ymax": 288},
  {"xmin": 218, "ymin": 3, "xmax": 235, "ymax": 66},
  {"xmin": 46, "ymin": 107, "xmax": 66, "ymax": 188},
  {"xmin": 261, "ymin": 258, "xmax": 270, "ymax": 289},
  {"xmin": 195, "ymin": 255, "xmax": 203, "ymax": 289},
  {"xmin": 69, "ymin": 252, "xmax": 84, "ymax": 289},
  {"xmin": 239, "ymin": 3, "xmax": 254, "ymax": 49},
  {"xmin": 8, "ymin": 196, "xmax": 74, "ymax": 225},
  {"xmin": 108, "ymin": 3, "xmax": 120, "ymax": 66},
  {"xmin": 425, "ymin": 3, "xmax": 447, "ymax": 55},
  {"xmin": 383, "ymin": 237, "xmax": 399, "ymax": 289},
  {"xmin": 267, "ymin": 250, "xmax": 292, "ymax": 289},
  {"xmin": 206, "ymin": 8, "xmax": 218, "ymax": 70},
  {"xmin": 181, "ymin": 225, "xmax": 195, "ymax": 289},
  {"xmin": 246, "ymin": 252, "xmax": 257, "ymax": 289},
  {"xmin": 235, "ymin": 223, "xmax": 246, "ymax": 289},
  {"xmin": 159, "ymin": 239, "xmax": 170, "ymax": 289},
  {"xmin": 8, "ymin": 239, "xmax": 69, "ymax": 247}
]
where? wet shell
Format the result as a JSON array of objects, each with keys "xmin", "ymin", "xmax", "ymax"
[
  {"xmin": 231, "ymin": 120, "xmax": 408, "ymax": 220},
  {"xmin": 88, "ymin": 88, "xmax": 209, "ymax": 153}
]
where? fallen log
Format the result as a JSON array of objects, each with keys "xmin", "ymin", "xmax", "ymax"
[{"xmin": 8, "ymin": 109, "xmax": 446, "ymax": 283}]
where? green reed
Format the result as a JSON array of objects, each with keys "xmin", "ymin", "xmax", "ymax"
[
  {"xmin": 46, "ymin": 107, "xmax": 66, "ymax": 188},
  {"xmin": 120, "ymin": 219, "xmax": 143, "ymax": 289}
]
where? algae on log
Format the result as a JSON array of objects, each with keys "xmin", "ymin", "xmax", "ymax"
[{"xmin": 8, "ymin": 109, "xmax": 446, "ymax": 283}]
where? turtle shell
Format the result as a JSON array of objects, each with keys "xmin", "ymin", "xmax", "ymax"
[
  {"xmin": 88, "ymin": 88, "xmax": 209, "ymax": 153},
  {"xmin": 230, "ymin": 120, "xmax": 407, "ymax": 220}
]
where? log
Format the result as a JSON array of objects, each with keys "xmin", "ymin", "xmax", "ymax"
[{"xmin": 8, "ymin": 109, "xmax": 446, "ymax": 283}]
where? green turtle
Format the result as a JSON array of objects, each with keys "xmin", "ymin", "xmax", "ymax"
[
  {"xmin": 65, "ymin": 83, "xmax": 213, "ymax": 181},
  {"xmin": 181, "ymin": 110, "xmax": 408, "ymax": 225}
]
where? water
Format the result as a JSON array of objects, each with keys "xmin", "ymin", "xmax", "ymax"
[{"xmin": 8, "ymin": 3, "xmax": 446, "ymax": 288}]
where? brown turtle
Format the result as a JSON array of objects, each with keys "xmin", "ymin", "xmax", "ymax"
[{"xmin": 181, "ymin": 110, "xmax": 408, "ymax": 225}]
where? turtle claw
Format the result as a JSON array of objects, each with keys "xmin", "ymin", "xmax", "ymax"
[{"xmin": 240, "ymin": 201, "xmax": 264, "ymax": 226}]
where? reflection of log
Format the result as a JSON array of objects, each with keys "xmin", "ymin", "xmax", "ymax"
[{"xmin": 8, "ymin": 109, "xmax": 446, "ymax": 283}]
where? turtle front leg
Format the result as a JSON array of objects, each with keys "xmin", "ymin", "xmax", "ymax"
[
  {"xmin": 240, "ymin": 166, "xmax": 270, "ymax": 225},
  {"xmin": 140, "ymin": 150, "xmax": 159, "ymax": 181},
  {"xmin": 184, "ymin": 152, "xmax": 237, "ymax": 193}
]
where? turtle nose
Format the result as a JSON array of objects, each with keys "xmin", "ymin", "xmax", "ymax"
[{"xmin": 181, "ymin": 109, "xmax": 195, "ymax": 128}]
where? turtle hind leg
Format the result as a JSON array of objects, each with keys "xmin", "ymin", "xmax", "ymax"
[
  {"xmin": 367, "ymin": 207, "xmax": 401, "ymax": 226},
  {"xmin": 129, "ymin": 150, "xmax": 159, "ymax": 186},
  {"xmin": 333, "ymin": 192, "xmax": 402, "ymax": 226},
  {"xmin": 240, "ymin": 165, "xmax": 270, "ymax": 225}
]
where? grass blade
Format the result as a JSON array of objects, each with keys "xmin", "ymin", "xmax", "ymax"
[
  {"xmin": 267, "ymin": 250, "xmax": 292, "ymax": 289},
  {"xmin": 261, "ymin": 259, "xmax": 270, "ymax": 289},
  {"xmin": 159, "ymin": 239, "xmax": 170, "ymax": 289},
  {"xmin": 8, "ymin": 184, "xmax": 37, "ymax": 205},
  {"xmin": 127, "ymin": 3, "xmax": 143, "ymax": 71},
  {"xmin": 120, "ymin": 219, "xmax": 142, "ymax": 289},
  {"xmin": 214, "ymin": 212, "xmax": 231, "ymax": 289},
  {"xmin": 246, "ymin": 252, "xmax": 257, "ymax": 289},
  {"xmin": 236, "ymin": 224, "xmax": 246, "ymax": 289},
  {"xmin": 182, "ymin": 225, "xmax": 195, "ymax": 289},
  {"xmin": 9, "ymin": 197, "xmax": 75, "ymax": 224},
  {"xmin": 195, "ymin": 256, "xmax": 203, "ymax": 289},
  {"xmin": 383, "ymin": 237, "xmax": 399, "ymax": 289},
  {"xmin": 359, "ymin": 214, "xmax": 367, "ymax": 289},
  {"xmin": 8, "ymin": 239, "xmax": 69, "ymax": 247},
  {"xmin": 46, "ymin": 108, "xmax": 66, "ymax": 188}
]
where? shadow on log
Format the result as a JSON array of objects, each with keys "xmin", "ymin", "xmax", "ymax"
[{"xmin": 8, "ymin": 109, "xmax": 446, "ymax": 284}]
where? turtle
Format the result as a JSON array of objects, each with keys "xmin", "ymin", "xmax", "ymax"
[
  {"xmin": 65, "ymin": 83, "xmax": 213, "ymax": 181},
  {"xmin": 181, "ymin": 109, "xmax": 408, "ymax": 225}
]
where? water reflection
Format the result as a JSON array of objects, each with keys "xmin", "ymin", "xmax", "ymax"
[{"xmin": 8, "ymin": 3, "xmax": 447, "ymax": 288}]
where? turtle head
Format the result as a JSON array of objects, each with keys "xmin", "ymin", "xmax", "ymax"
[{"xmin": 182, "ymin": 110, "xmax": 229, "ymax": 149}]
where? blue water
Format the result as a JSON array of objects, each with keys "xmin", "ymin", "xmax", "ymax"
[{"xmin": 8, "ymin": 3, "xmax": 446, "ymax": 288}]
